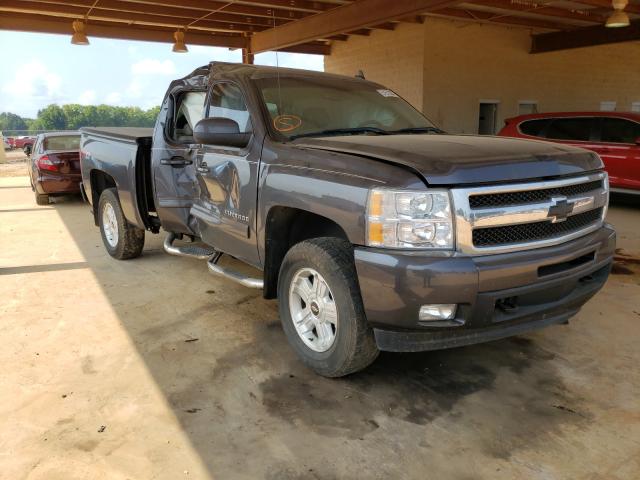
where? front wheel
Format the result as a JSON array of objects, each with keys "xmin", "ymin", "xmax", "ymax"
[
  {"xmin": 278, "ymin": 238, "xmax": 379, "ymax": 377},
  {"xmin": 98, "ymin": 188, "xmax": 145, "ymax": 260}
]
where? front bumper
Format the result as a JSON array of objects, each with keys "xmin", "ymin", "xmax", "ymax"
[{"xmin": 354, "ymin": 224, "xmax": 615, "ymax": 352}]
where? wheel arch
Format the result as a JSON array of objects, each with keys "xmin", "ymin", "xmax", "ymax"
[
  {"xmin": 262, "ymin": 205, "xmax": 350, "ymax": 299},
  {"xmin": 89, "ymin": 169, "xmax": 118, "ymax": 226}
]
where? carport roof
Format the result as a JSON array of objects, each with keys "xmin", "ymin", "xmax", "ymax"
[{"xmin": 0, "ymin": 0, "xmax": 639, "ymax": 55}]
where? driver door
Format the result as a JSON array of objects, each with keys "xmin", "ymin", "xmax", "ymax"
[
  {"xmin": 191, "ymin": 82, "xmax": 261, "ymax": 266},
  {"xmin": 152, "ymin": 89, "xmax": 206, "ymax": 234}
]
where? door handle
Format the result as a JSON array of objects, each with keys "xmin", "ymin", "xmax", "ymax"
[
  {"xmin": 161, "ymin": 156, "xmax": 193, "ymax": 167},
  {"xmin": 196, "ymin": 161, "xmax": 209, "ymax": 174}
]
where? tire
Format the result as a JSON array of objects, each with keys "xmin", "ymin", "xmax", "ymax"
[
  {"xmin": 98, "ymin": 188, "xmax": 145, "ymax": 260},
  {"xmin": 35, "ymin": 192, "xmax": 49, "ymax": 205},
  {"xmin": 278, "ymin": 237, "xmax": 379, "ymax": 377},
  {"xmin": 23, "ymin": 145, "xmax": 32, "ymax": 156}
]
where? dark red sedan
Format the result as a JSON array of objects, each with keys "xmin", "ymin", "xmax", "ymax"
[
  {"xmin": 498, "ymin": 112, "xmax": 640, "ymax": 194},
  {"xmin": 29, "ymin": 132, "xmax": 82, "ymax": 205}
]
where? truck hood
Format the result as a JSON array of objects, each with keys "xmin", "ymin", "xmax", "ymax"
[{"xmin": 293, "ymin": 134, "xmax": 602, "ymax": 185}]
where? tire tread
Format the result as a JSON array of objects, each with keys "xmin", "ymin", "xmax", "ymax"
[
  {"xmin": 98, "ymin": 188, "xmax": 145, "ymax": 260},
  {"xmin": 279, "ymin": 237, "xmax": 379, "ymax": 377}
]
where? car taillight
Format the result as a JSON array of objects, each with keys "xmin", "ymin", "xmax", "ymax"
[{"xmin": 37, "ymin": 155, "xmax": 58, "ymax": 172}]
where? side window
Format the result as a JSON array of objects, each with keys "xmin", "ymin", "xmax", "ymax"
[
  {"xmin": 601, "ymin": 118, "xmax": 640, "ymax": 144},
  {"xmin": 207, "ymin": 83, "xmax": 252, "ymax": 133},
  {"xmin": 519, "ymin": 119, "xmax": 550, "ymax": 138},
  {"xmin": 172, "ymin": 91, "xmax": 206, "ymax": 143},
  {"xmin": 546, "ymin": 118, "xmax": 593, "ymax": 141}
]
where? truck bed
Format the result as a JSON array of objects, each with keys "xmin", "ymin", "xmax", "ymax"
[
  {"xmin": 81, "ymin": 127, "xmax": 153, "ymax": 142},
  {"xmin": 80, "ymin": 126, "xmax": 158, "ymax": 233}
]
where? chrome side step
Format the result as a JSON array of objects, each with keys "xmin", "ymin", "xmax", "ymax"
[
  {"xmin": 207, "ymin": 254, "xmax": 264, "ymax": 289},
  {"xmin": 163, "ymin": 232, "xmax": 216, "ymax": 260},
  {"xmin": 164, "ymin": 233, "xmax": 263, "ymax": 289}
]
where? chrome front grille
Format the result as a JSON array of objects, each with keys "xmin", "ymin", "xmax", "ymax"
[
  {"xmin": 468, "ymin": 180, "xmax": 603, "ymax": 209},
  {"xmin": 451, "ymin": 172, "xmax": 608, "ymax": 255}
]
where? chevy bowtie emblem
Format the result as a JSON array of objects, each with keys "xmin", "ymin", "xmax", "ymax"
[{"xmin": 547, "ymin": 196, "xmax": 574, "ymax": 223}]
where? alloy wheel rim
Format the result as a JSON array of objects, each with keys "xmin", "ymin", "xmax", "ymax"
[
  {"xmin": 102, "ymin": 203, "xmax": 118, "ymax": 248},
  {"xmin": 288, "ymin": 267, "xmax": 338, "ymax": 353}
]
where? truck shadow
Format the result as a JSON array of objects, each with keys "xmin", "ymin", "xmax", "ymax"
[{"xmin": 51, "ymin": 196, "xmax": 596, "ymax": 478}]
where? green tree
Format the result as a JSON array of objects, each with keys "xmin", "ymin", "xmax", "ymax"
[
  {"xmin": 0, "ymin": 112, "xmax": 28, "ymax": 132},
  {"xmin": 37, "ymin": 104, "xmax": 67, "ymax": 130},
  {"xmin": 1, "ymin": 103, "xmax": 161, "ymax": 134}
]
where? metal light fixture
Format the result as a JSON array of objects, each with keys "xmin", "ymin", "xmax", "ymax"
[
  {"xmin": 606, "ymin": 0, "xmax": 630, "ymax": 28},
  {"xmin": 71, "ymin": 19, "xmax": 89, "ymax": 45},
  {"xmin": 172, "ymin": 30, "xmax": 188, "ymax": 53}
]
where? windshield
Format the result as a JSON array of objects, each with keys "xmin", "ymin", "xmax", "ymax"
[
  {"xmin": 253, "ymin": 76, "xmax": 439, "ymax": 140},
  {"xmin": 44, "ymin": 135, "xmax": 80, "ymax": 151}
]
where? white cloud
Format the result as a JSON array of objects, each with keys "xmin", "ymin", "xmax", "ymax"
[
  {"xmin": 1, "ymin": 59, "xmax": 66, "ymax": 116},
  {"xmin": 3, "ymin": 60, "xmax": 63, "ymax": 99},
  {"xmin": 105, "ymin": 92, "xmax": 123, "ymax": 105},
  {"xmin": 131, "ymin": 58, "xmax": 176, "ymax": 76},
  {"xmin": 78, "ymin": 89, "xmax": 96, "ymax": 105},
  {"xmin": 125, "ymin": 59, "xmax": 176, "ymax": 105}
]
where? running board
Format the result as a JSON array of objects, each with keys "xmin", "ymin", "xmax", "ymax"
[
  {"xmin": 207, "ymin": 255, "xmax": 264, "ymax": 289},
  {"xmin": 163, "ymin": 233, "xmax": 216, "ymax": 260}
]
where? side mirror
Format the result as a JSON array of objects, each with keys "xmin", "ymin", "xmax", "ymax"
[{"xmin": 193, "ymin": 117, "xmax": 250, "ymax": 148}]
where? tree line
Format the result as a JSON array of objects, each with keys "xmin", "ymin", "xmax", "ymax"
[{"xmin": 0, "ymin": 104, "xmax": 161, "ymax": 135}]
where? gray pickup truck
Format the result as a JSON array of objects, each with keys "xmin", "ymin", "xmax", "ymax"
[{"xmin": 80, "ymin": 62, "xmax": 614, "ymax": 377}]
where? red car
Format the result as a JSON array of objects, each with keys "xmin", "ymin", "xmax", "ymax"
[
  {"xmin": 12, "ymin": 136, "xmax": 36, "ymax": 154},
  {"xmin": 29, "ymin": 132, "xmax": 82, "ymax": 205},
  {"xmin": 498, "ymin": 112, "xmax": 640, "ymax": 194}
]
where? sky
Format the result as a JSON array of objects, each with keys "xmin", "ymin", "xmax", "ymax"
[{"xmin": 0, "ymin": 31, "xmax": 324, "ymax": 118}]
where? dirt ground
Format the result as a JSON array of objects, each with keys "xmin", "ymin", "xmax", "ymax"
[
  {"xmin": 1, "ymin": 175, "xmax": 639, "ymax": 480},
  {"xmin": 0, "ymin": 150, "xmax": 29, "ymax": 177}
]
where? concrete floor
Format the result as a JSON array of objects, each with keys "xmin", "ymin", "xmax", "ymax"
[{"xmin": 1, "ymin": 173, "xmax": 639, "ymax": 480}]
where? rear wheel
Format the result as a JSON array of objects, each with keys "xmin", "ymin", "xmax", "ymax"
[
  {"xmin": 23, "ymin": 145, "xmax": 32, "ymax": 156},
  {"xmin": 278, "ymin": 237, "xmax": 379, "ymax": 377},
  {"xmin": 35, "ymin": 192, "xmax": 49, "ymax": 205},
  {"xmin": 98, "ymin": 188, "xmax": 145, "ymax": 260}
]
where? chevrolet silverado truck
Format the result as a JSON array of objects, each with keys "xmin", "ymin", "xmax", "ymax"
[{"xmin": 80, "ymin": 62, "xmax": 614, "ymax": 377}]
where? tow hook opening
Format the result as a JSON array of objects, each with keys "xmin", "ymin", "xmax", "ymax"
[{"xmin": 496, "ymin": 296, "xmax": 519, "ymax": 313}]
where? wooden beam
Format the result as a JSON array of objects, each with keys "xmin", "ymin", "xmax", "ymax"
[
  {"xmin": 531, "ymin": 19, "xmax": 640, "ymax": 52},
  {"xmin": 0, "ymin": 2, "xmax": 278, "ymax": 33},
  {"xmin": 249, "ymin": 0, "xmax": 463, "ymax": 53},
  {"xmin": 346, "ymin": 28, "xmax": 372, "ymax": 35},
  {"xmin": 0, "ymin": 4, "xmax": 269, "ymax": 32},
  {"xmin": 228, "ymin": 0, "xmax": 338, "ymax": 13},
  {"xmin": 0, "ymin": 12, "xmax": 248, "ymax": 48},
  {"xmin": 11, "ymin": 0, "xmax": 296, "ymax": 27},
  {"xmin": 467, "ymin": 0, "xmax": 605, "ymax": 24},
  {"xmin": 572, "ymin": 0, "xmax": 640, "ymax": 15},
  {"xmin": 434, "ymin": 8, "xmax": 570, "ymax": 30},
  {"xmin": 371, "ymin": 22, "xmax": 397, "ymax": 30},
  {"xmin": 278, "ymin": 42, "xmax": 331, "ymax": 55},
  {"xmin": 26, "ymin": 0, "xmax": 314, "ymax": 20}
]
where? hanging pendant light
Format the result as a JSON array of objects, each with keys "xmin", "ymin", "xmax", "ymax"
[
  {"xmin": 172, "ymin": 30, "xmax": 188, "ymax": 53},
  {"xmin": 71, "ymin": 19, "xmax": 89, "ymax": 45},
  {"xmin": 606, "ymin": 0, "xmax": 630, "ymax": 28}
]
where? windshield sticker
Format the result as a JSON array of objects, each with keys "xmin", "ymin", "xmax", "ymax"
[
  {"xmin": 377, "ymin": 89, "xmax": 398, "ymax": 98},
  {"xmin": 273, "ymin": 114, "xmax": 302, "ymax": 132}
]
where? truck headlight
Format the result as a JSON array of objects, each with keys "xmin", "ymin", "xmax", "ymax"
[{"xmin": 366, "ymin": 188, "xmax": 453, "ymax": 249}]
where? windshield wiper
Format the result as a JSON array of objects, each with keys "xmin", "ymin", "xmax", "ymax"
[
  {"xmin": 389, "ymin": 126, "xmax": 444, "ymax": 134},
  {"xmin": 290, "ymin": 127, "xmax": 390, "ymax": 140}
]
